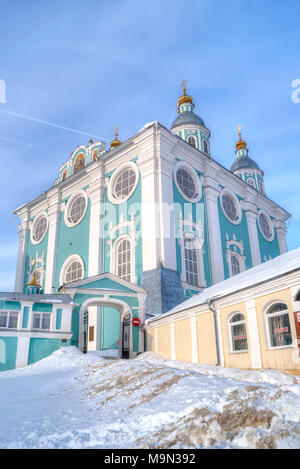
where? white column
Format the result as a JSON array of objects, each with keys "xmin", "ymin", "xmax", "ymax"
[
  {"xmin": 190, "ymin": 316, "xmax": 198, "ymax": 363},
  {"xmin": 14, "ymin": 219, "xmax": 30, "ymax": 292},
  {"xmin": 245, "ymin": 208, "xmax": 261, "ymax": 266},
  {"xmin": 15, "ymin": 334, "xmax": 30, "ymax": 368},
  {"xmin": 204, "ymin": 184, "xmax": 225, "ymax": 284},
  {"xmin": 44, "ymin": 189, "xmax": 62, "ymax": 293},
  {"xmin": 274, "ymin": 220, "xmax": 288, "ymax": 254},
  {"xmin": 246, "ymin": 299, "xmax": 262, "ymax": 369},
  {"xmin": 158, "ymin": 140, "xmax": 177, "ymax": 270},
  {"xmin": 137, "ymin": 140, "xmax": 160, "ymax": 271},
  {"xmin": 87, "ymin": 183, "xmax": 101, "ymax": 277},
  {"xmin": 216, "ymin": 309, "xmax": 225, "ymax": 366}
]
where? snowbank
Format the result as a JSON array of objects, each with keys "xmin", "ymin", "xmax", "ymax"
[{"xmin": 0, "ymin": 347, "xmax": 299, "ymax": 449}]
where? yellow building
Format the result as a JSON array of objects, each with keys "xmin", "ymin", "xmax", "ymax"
[{"xmin": 145, "ymin": 248, "xmax": 300, "ymax": 374}]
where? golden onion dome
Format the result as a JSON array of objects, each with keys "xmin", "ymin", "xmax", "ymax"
[
  {"xmin": 235, "ymin": 125, "xmax": 247, "ymax": 150},
  {"xmin": 177, "ymin": 80, "xmax": 193, "ymax": 110},
  {"xmin": 26, "ymin": 270, "xmax": 41, "ymax": 288},
  {"xmin": 110, "ymin": 125, "xmax": 122, "ymax": 149}
]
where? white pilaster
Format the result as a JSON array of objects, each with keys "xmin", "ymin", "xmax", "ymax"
[
  {"xmin": 14, "ymin": 218, "xmax": 30, "ymax": 292},
  {"xmin": 87, "ymin": 171, "xmax": 102, "ymax": 276},
  {"xmin": 137, "ymin": 130, "xmax": 160, "ymax": 271},
  {"xmin": 44, "ymin": 190, "xmax": 62, "ymax": 293},
  {"xmin": 15, "ymin": 335, "xmax": 30, "ymax": 368},
  {"xmin": 245, "ymin": 207, "xmax": 261, "ymax": 266},
  {"xmin": 204, "ymin": 182, "xmax": 224, "ymax": 284},
  {"xmin": 216, "ymin": 309, "xmax": 225, "ymax": 366},
  {"xmin": 246, "ymin": 299, "xmax": 262, "ymax": 369},
  {"xmin": 274, "ymin": 219, "xmax": 288, "ymax": 254}
]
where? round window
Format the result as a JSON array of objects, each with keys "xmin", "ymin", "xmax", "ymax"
[
  {"xmin": 258, "ymin": 211, "xmax": 274, "ymax": 241},
  {"xmin": 113, "ymin": 168, "xmax": 136, "ymax": 200},
  {"xmin": 31, "ymin": 213, "xmax": 48, "ymax": 244},
  {"xmin": 65, "ymin": 191, "xmax": 88, "ymax": 227},
  {"xmin": 220, "ymin": 190, "xmax": 242, "ymax": 225},
  {"xmin": 174, "ymin": 162, "xmax": 201, "ymax": 202},
  {"xmin": 68, "ymin": 195, "xmax": 86, "ymax": 224},
  {"xmin": 108, "ymin": 162, "xmax": 139, "ymax": 204}
]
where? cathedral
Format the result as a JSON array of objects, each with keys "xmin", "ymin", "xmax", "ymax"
[{"xmin": 0, "ymin": 83, "xmax": 291, "ymax": 370}]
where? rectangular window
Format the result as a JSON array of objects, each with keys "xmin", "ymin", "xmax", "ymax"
[
  {"xmin": 0, "ymin": 313, "xmax": 7, "ymax": 328},
  {"xmin": 8, "ymin": 313, "xmax": 18, "ymax": 329},
  {"xmin": 0, "ymin": 311, "xmax": 18, "ymax": 329},
  {"xmin": 32, "ymin": 313, "xmax": 51, "ymax": 330}
]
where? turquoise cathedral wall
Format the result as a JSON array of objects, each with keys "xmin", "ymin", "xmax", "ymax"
[
  {"xmin": 23, "ymin": 210, "xmax": 49, "ymax": 292},
  {"xmin": 55, "ymin": 187, "xmax": 90, "ymax": 291}
]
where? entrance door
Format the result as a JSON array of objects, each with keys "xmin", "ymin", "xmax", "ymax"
[
  {"xmin": 83, "ymin": 310, "xmax": 88, "ymax": 353},
  {"xmin": 122, "ymin": 318, "xmax": 130, "ymax": 359}
]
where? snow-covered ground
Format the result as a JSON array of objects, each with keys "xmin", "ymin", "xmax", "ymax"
[{"xmin": 0, "ymin": 347, "xmax": 299, "ymax": 449}]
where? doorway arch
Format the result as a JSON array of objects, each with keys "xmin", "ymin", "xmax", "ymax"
[{"xmin": 78, "ymin": 297, "xmax": 133, "ymax": 358}]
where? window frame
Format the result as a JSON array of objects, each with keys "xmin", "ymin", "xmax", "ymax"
[
  {"xmin": 32, "ymin": 312, "xmax": 51, "ymax": 331},
  {"xmin": 257, "ymin": 209, "xmax": 274, "ymax": 242},
  {"xmin": 111, "ymin": 235, "xmax": 136, "ymax": 284},
  {"xmin": 64, "ymin": 190, "xmax": 88, "ymax": 228},
  {"xmin": 30, "ymin": 211, "xmax": 49, "ymax": 245},
  {"xmin": 107, "ymin": 161, "xmax": 139, "ymax": 205},
  {"xmin": 183, "ymin": 236, "xmax": 199, "ymax": 287},
  {"xmin": 263, "ymin": 301, "xmax": 293, "ymax": 350},
  {"xmin": 228, "ymin": 312, "xmax": 248, "ymax": 354},
  {"xmin": 187, "ymin": 135, "xmax": 197, "ymax": 148},
  {"xmin": 202, "ymin": 139, "xmax": 209, "ymax": 154},
  {"xmin": 174, "ymin": 161, "xmax": 202, "ymax": 203},
  {"xmin": 60, "ymin": 254, "xmax": 85, "ymax": 286},
  {"xmin": 220, "ymin": 188, "xmax": 242, "ymax": 225},
  {"xmin": 0, "ymin": 310, "xmax": 19, "ymax": 329}
]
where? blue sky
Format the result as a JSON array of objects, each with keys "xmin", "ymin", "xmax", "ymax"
[{"xmin": 0, "ymin": 0, "xmax": 299, "ymax": 291}]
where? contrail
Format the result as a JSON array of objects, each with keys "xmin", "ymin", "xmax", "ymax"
[
  {"xmin": 0, "ymin": 109, "xmax": 110, "ymax": 142},
  {"xmin": 0, "ymin": 135, "xmax": 47, "ymax": 151}
]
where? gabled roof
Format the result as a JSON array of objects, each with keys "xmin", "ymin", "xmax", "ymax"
[
  {"xmin": 60, "ymin": 272, "xmax": 147, "ymax": 294},
  {"xmin": 147, "ymin": 248, "xmax": 300, "ymax": 322}
]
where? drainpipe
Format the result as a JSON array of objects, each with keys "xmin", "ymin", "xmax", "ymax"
[{"xmin": 207, "ymin": 299, "xmax": 221, "ymax": 366}]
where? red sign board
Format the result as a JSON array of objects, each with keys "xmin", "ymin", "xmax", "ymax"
[{"xmin": 132, "ymin": 317, "xmax": 141, "ymax": 327}]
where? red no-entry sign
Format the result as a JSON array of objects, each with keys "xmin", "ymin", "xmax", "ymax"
[{"xmin": 132, "ymin": 317, "xmax": 141, "ymax": 327}]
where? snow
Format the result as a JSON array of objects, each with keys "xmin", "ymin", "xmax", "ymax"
[
  {"xmin": 0, "ymin": 347, "xmax": 299, "ymax": 449},
  {"xmin": 149, "ymin": 247, "xmax": 300, "ymax": 321}
]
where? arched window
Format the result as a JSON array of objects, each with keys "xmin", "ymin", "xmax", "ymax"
[
  {"xmin": 265, "ymin": 302, "xmax": 292, "ymax": 348},
  {"xmin": 93, "ymin": 150, "xmax": 98, "ymax": 161},
  {"xmin": 231, "ymin": 253, "xmax": 241, "ymax": 276},
  {"xmin": 116, "ymin": 238, "xmax": 131, "ymax": 282},
  {"xmin": 247, "ymin": 178, "xmax": 255, "ymax": 188},
  {"xmin": 65, "ymin": 260, "xmax": 83, "ymax": 284},
  {"xmin": 258, "ymin": 180, "xmax": 265, "ymax": 193},
  {"xmin": 184, "ymin": 237, "xmax": 199, "ymax": 287},
  {"xmin": 62, "ymin": 170, "xmax": 67, "ymax": 181},
  {"xmin": 229, "ymin": 313, "xmax": 248, "ymax": 352},
  {"xmin": 187, "ymin": 136, "xmax": 196, "ymax": 148},
  {"xmin": 74, "ymin": 154, "xmax": 85, "ymax": 174},
  {"xmin": 60, "ymin": 255, "xmax": 85, "ymax": 285},
  {"xmin": 203, "ymin": 140, "xmax": 208, "ymax": 154},
  {"xmin": 295, "ymin": 290, "xmax": 300, "ymax": 302}
]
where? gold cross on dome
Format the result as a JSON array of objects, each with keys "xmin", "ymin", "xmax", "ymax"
[
  {"xmin": 115, "ymin": 125, "xmax": 119, "ymax": 137},
  {"xmin": 180, "ymin": 79, "xmax": 188, "ymax": 89},
  {"xmin": 236, "ymin": 124, "xmax": 243, "ymax": 136}
]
